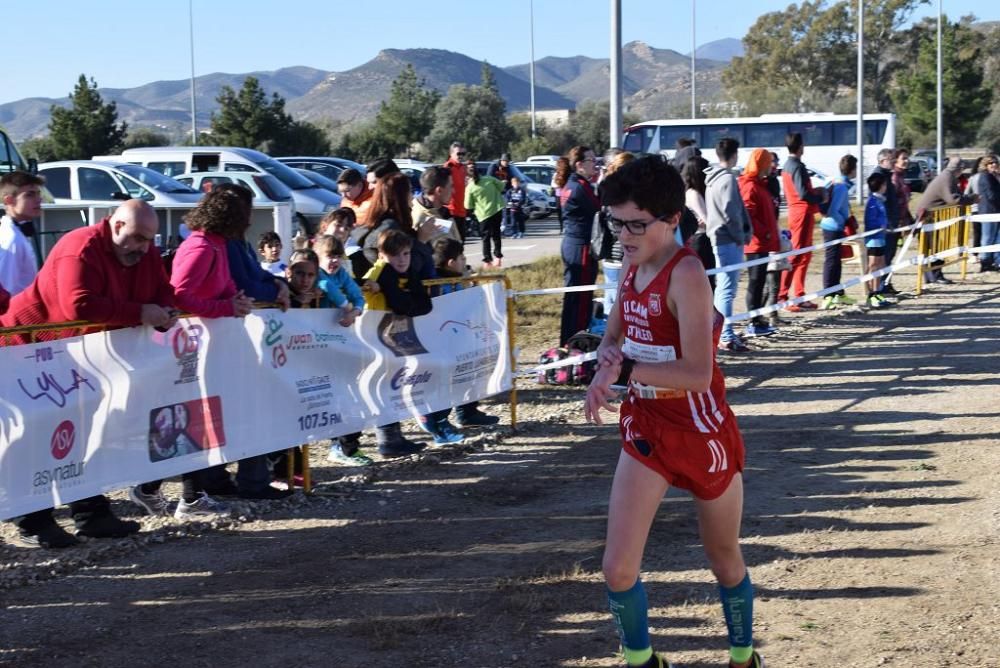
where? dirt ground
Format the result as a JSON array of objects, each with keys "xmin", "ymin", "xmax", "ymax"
[{"xmin": 1, "ymin": 265, "xmax": 999, "ymax": 668}]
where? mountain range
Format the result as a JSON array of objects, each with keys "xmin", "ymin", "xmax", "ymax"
[{"xmin": 0, "ymin": 38, "xmax": 741, "ymax": 142}]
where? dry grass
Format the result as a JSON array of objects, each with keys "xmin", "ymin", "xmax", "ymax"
[{"xmin": 483, "ymin": 255, "xmax": 567, "ymax": 357}]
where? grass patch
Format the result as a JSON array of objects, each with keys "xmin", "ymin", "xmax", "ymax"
[{"xmin": 483, "ymin": 255, "xmax": 568, "ymax": 358}]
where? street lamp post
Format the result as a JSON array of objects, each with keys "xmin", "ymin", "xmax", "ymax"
[
  {"xmin": 529, "ymin": 0, "xmax": 537, "ymax": 138},
  {"xmin": 936, "ymin": 0, "xmax": 943, "ymax": 172},
  {"xmin": 691, "ymin": 0, "xmax": 696, "ymax": 119},
  {"xmin": 189, "ymin": 0, "xmax": 197, "ymax": 144},
  {"xmin": 609, "ymin": 0, "xmax": 623, "ymax": 148},
  {"xmin": 856, "ymin": 0, "xmax": 864, "ymax": 205}
]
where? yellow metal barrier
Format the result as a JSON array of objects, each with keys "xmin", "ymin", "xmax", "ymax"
[{"xmin": 915, "ymin": 205, "xmax": 971, "ymax": 295}]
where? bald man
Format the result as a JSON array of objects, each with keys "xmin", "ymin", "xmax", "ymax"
[{"xmin": 2, "ymin": 200, "xmax": 175, "ymax": 548}]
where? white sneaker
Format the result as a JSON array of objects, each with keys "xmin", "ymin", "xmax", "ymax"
[
  {"xmin": 174, "ymin": 492, "xmax": 229, "ymax": 520},
  {"xmin": 129, "ymin": 485, "xmax": 171, "ymax": 516}
]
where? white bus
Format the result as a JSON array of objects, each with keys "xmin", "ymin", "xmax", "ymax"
[{"xmin": 622, "ymin": 112, "xmax": 896, "ymax": 185}]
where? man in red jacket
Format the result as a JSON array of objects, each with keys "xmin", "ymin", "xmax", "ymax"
[
  {"xmin": 779, "ymin": 132, "xmax": 827, "ymax": 308},
  {"xmin": 444, "ymin": 142, "xmax": 469, "ymax": 243},
  {"xmin": 3, "ymin": 199, "xmax": 176, "ymax": 548}
]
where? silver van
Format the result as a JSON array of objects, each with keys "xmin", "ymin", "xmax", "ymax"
[{"xmin": 118, "ymin": 146, "xmax": 341, "ymax": 232}]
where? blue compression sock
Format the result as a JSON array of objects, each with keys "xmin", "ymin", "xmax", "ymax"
[
  {"xmin": 608, "ymin": 579, "xmax": 653, "ymax": 665},
  {"xmin": 719, "ymin": 572, "xmax": 754, "ymax": 664}
]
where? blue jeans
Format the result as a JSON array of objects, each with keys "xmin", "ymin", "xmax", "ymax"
[
  {"xmin": 713, "ymin": 242, "xmax": 744, "ymax": 342},
  {"xmin": 981, "ymin": 220, "xmax": 1000, "ymax": 266},
  {"xmin": 601, "ymin": 261, "xmax": 622, "ymax": 315}
]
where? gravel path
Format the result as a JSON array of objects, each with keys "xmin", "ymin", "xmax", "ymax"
[{"xmin": 1, "ymin": 271, "xmax": 998, "ymax": 668}]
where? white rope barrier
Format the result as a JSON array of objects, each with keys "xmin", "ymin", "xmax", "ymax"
[{"xmin": 515, "ymin": 239, "xmax": 1000, "ymax": 379}]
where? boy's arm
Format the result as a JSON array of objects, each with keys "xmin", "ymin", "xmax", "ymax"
[
  {"xmin": 317, "ymin": 273, "xmax": 348, "ymax": 308},
  {"xmin": 341, "ymin": 272, "xmax": 366, "ymax": 310}
]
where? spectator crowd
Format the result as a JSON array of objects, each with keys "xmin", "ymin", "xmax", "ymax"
[{"xmin": 0, "ymin": 134, "xmax": 994, "ymax": 550}]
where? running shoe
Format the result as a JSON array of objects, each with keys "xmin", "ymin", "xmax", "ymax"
[
  {"xmin": 744, "ymin": 323, "xmax": 777, "ymax": 338},
  {"xmin": 174, "ymin": 492, "xmax": 229, "ymax": 520},
  {"xmin": 429, "ymin": 422, "xmax": 465, "ymax": 446},
  {"xmin": 867, "ymin": 294, "xmax": 887, "ymax": 308},
  {"xmin": 729, "ymin": 650, "xmax": 765, "ymax": 668},
  {"xmin": 718, "ymin": 337, "xmax": 750, "ymax": 352},
  {"xmin": 129, "ymin": 485, "xmax": 172, "ymax": 516},
  {"xmin": 836, "ymin": 293, "xmax": 858, "ymax": 305},
  {"xmin": 327, "ymin": 445, "xmax": 373, "ymax": 466},
  {"xmin": 820, "ymin": 295, "xmax": 838, "ymax": 310}
]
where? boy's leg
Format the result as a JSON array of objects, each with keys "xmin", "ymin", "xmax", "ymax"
[
  {"xmin": 604, "ymin": 451, "xmax": 671, "ymax": 666},
  {"xmin": 694, "ymin": 474, "xmax": 756, "ymax": 667}
]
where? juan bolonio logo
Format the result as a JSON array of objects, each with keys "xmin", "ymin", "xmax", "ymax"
[
  {"xmin": 34, "ymin": 420, "xmax": 85, "ymax": 489},
  {"xmin": 390, "ymin": 367, "xmax": 432, "ymax": 391}
]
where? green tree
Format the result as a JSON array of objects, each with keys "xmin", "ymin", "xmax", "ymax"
[
  {"xmin": 891, "ymin": 16, "xmax": 993, "ymax": 148},
  {"xmin": 371, "ymin": 65, "xmax": 440, "ymax": 156},
  {"xmin": 722, "ymin": 0, "xmax": 927, "ymax": 114},
  {"xmin": 19, "ymin": 136, "xmax": 58, "ymax": 163},
  {"xmin": 566, "ymin": 101, "xmax": 639, "ymax": 154},
  {"xmin": 210, "ymin": 76, "xmax": 292, "ymax": 150},
  {"xmin": 47, "ymin": 75, "xmax": 128, "ymax": 160},
  {"xmin": 124, "ymin": 126, "xmax": 171, "ymax": 149},
  {"xmin": 210, "ymin": 75, "xmax": 331, "ymax": 155},
  {"xmin": 425, "ymin": 63, "xmax": 513, "ymax": 160}
]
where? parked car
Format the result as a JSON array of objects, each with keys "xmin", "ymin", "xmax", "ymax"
[
  {"xmin": 911, "ymin": 150, "xmax": 938, "ymax": 176},
  {"xmin": 174, "ymin": 171, "xmax": 296, "ymax": 209},
  {"xmin": 293, "ymin": 168, "xmax": 342, "ymax": 196},
  {"xmin": 38, "ymin": 160, "xmax": 202, "ymax": 205},
  {"xmin": 903, "ymin": 161, "xmax": 929, "ymax": 193},
  {"xmin": 524, "ymin": 155, "xmax": 561, "ymax": 166},
  {"xmin": 477, "ymin": 161, "xmax": 553, "ymax": 217},
  {"xmin": 277, "ymin": 156, "xmax": 366, "ymax": 181},
  {"xmin": 118, "ymin": 147, "xmax": 341, "ymax": 232},
  {"xmin": 913, "ymin": 157, "xmax": 935, "ymax": 182}
]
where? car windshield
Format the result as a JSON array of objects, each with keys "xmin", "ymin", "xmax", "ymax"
[
  {"xmin": 253, "ymin": 174, "xmax": 294, "ymax": 201},
  {"xmin": 297, "ymin": 169, "xmax": 340, "ymax": 192},
  {"xmin": 257, "ymin": 157, "xmax": 317, "ymax": 190},
  {"xmin": 0, "ymin": 131, "xmax": 28, "ymax": 174},
  {"xmin": 115, "ymin": 164, "xmax": 197, "ymax": 193}
]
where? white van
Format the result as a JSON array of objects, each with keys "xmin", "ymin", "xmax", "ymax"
[{"xmin": 117, "ymin": 146, "xmax": 341, "ymax": 232}]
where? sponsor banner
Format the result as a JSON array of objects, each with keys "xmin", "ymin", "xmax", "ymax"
[{"xmin": 0, "ymin": 284, "xmax": 510, "ymax": 520}]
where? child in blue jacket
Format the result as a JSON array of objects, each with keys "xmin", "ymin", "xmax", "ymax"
[
  {"xmin": 314, "ymin": 235, "xmax": 365, "ymax": 326},
  {"xmin": 864, "ymin": 172, "xmax": 892, "ymax": 308}
]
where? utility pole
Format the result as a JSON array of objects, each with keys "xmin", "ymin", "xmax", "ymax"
[
  {"xmin": 609, "ymin": 0, "xmax": 623, "ymax": 149},
  {"xmin": 936, "ymin": 0, "xmax": 943, "ymax": 172},
  {"xmin": 529, "ymin": 0, "xmax": 537, "ymax": 137},
  {"xmin": 856, "ymin": 0, "xmax": 864, "ymax": 205},
  {"xmin": 189, "ymin": 0, "xmax": 198, "ymax": 144}
]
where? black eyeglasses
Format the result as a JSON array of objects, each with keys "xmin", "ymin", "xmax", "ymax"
[
  {"xmin": 608, "ymin": 213, "xmax": 671, "ymax": 236},
  {"xmin": 456, "ymin": 151, "xmax": 467, "ymax": 157}
]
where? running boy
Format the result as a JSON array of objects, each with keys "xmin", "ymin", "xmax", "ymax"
[
  {"xmin": 585, "ymin": 156, "xmax": 762, "ymax": 668},
  {"xmin": 864, "ymin": 172, "xmax": 892, "ymax": 309}
]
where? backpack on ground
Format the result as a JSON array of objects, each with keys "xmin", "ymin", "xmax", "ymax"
[{"xmin": 535, "ymin": 331, "xmax": 602, "ymax": 386}]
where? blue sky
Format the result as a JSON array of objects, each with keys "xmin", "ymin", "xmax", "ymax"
[{"xmin": 2, "ymin": 0, "xmax": 996, "ymax": 105}]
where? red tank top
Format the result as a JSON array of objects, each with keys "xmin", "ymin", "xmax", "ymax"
[{"xmin": 619, "ymin": 246, "xmax": 731, "ymax": 434}]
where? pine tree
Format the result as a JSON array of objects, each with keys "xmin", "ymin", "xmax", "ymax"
[{"xmin": 48, "ymin": 75, "xmax": 128, "ymax": 160}]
